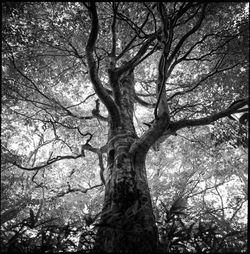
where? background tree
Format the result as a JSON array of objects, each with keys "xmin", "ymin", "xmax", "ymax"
[{"xmin": 1, "ymin": 2, "xmax": 248, "ymax": 253}]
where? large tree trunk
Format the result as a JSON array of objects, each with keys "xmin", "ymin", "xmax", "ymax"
[
  {"xmin": 93, "ymin": 71, "xmax": 159, "ymax": 252},
  {"xmin": 94, "ymin": 135, "xmax": 159, "ymax": 252}
]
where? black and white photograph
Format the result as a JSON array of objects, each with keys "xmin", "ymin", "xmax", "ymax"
[{"xmin": 1, "ymin": 2, "xmax": 248, "ymax": 253}]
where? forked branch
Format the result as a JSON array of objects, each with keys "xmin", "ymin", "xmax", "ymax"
[{"xmin": 85, "ymin": 2, "xmax": 121, "ymax": 128}]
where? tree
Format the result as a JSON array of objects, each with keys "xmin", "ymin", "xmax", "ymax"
[{"xmin": 2, "ymin": 2, "xmax": 248, "ymax": 252}]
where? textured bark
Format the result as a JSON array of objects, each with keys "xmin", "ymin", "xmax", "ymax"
[{"xmin": 93, "ymin": 71, "xmax": 159, "ymax": 252}]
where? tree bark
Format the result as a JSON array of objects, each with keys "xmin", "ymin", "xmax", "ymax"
[{"xmin": 93, "ymin": 70, "xmax": 159, "ymax": 252}]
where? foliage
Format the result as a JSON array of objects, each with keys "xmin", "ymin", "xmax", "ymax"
[{"xmin": 156, "ymin": 201, "xmax": 247, "ymax": 253}]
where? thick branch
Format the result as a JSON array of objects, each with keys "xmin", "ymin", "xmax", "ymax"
[
  {"xmin": 130, "ymin": 97, "xmax": 248, "ymax": 156},
  {"xmin": 172, "ymin": 98, "xmax": 249, "ymax": 132},
  {"xmin": 85, "ymin": 2, "xmax": 121, "ymax": 128}
]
